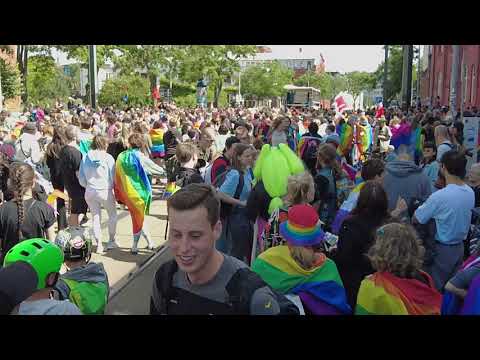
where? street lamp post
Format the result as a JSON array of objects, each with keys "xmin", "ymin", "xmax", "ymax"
[
  {"xmin": 383, "ymin": 45, "xmax": 389, "ymax": 107},
  {"xmin": 88, "ymin": 45, "xmax": 97, "ymax": 109}
]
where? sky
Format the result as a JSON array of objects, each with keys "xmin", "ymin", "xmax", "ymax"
[{"xmin": 265, "ymin": 45, "xmax": 385, "ymax": 74}]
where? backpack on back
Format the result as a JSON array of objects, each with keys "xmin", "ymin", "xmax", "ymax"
[
  {"xmin": 153, "ymin": 260, "xmax": 299, "ymax": 315},
  {"xmin": 61, "ymin": 278, "xmax": 108, "ymax": 315}
]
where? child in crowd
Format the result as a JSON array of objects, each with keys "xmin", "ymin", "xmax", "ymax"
[
  {"xmin": 54, "ymin": 226, "xmax": 109, "ymax": 315},
  {"xmin": 420, "ymin": 141, "xmax": 439, "ymax": 191}
]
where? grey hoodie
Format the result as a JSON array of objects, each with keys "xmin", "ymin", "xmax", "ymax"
[
  {"xmin": 54, "ymin": 262, "xmax": 109, "ymax": 301},
  {"xmin": 383, "ymin": 160, "xmax": 432, "ymax": 211}
]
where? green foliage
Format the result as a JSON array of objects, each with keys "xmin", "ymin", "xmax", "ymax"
[
  {"xmin": 374, "ymin": 45, "xmax": 403, "ymax": 103},
  {"xmin": 179, "ymin": 45, "xmax": 257, "ymax": 106},
  {"xmin": 241, "ymin": 61, "xmax": 293, "ymax": 99},
  {"xmin": 0, "ymin": 58, "xmax": 22, "ymax": 100},
  {"xmin": 294, "ymin": 71, "xmax": 335, "ymax": 99},
  {"xmin": 26, "ymin": 55, "xmax": 71, "ymax": 108},
  {"xmin": 344, "ymin": 71, "xmax": 376, "ymax": 106},
  {"xmin": 98, "ymin": 74, "xmax": 151, "ymax": 107}
]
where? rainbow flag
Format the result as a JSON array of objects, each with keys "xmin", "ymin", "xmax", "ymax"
[
  {"xmin": 252, "ymin": 245, "xmax": 351, "ymax": 314},
  {"xmin": 149, "ymin": 128, "xmax": 165, "ymax": 159},
  {"xmin": 355, "ymin": 272, "xmax": 441, "ymax": 315},
  {"xmin": 336, "ymin": 122, "xmax": 354, "ymax": 157},
  {"xmin": 163, "ymin": 181, "xmax": 180, "ymax": 199},
  {"xmin": 356, "ymin": 122, "xmax": 372, "ymax": 158},
  {"xmin": 114, "ymin": 149, "xmax": 152, "ymax": 235},
  {"xmin": 331, "ymin": 182, "xmax": 365, "ymax": 235},
  {"xmin": 79, "ymin": 139, "xmax": 92, "ymax": 155},
  {"xmin": 390, "ymin": 122, "xmax": 412, "ymax": 150},
  {"xmin": 412, "ymin": 127, "xmax": 423, "ymax": 161}
]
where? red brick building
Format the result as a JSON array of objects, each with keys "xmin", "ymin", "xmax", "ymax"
[{"xmin": 420, "ymin": 45, "xmax": 480, "ymax": 110}]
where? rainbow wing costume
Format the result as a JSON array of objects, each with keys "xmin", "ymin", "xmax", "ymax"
[
  {"xmin": 149, "ymin": 128, "xmax": 165, "ymax": 159},
  {"xmin": 114, "ymin": 149, "xmax": 152, "ymax": 235},
  {"xmin": 355, "ymin": 272, "xmax": 441, "ymax": 315},
  {"xmin": 252, "ymin": 246, "xmax": 351, "ymax": 315}
]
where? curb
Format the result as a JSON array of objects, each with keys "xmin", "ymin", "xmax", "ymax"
[{"xmin": 108, "ymin": 244, "xmax": 169, "ymax": 301}]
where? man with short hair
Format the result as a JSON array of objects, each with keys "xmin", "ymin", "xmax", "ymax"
[
  {"xmin": 150, "ymin": 184, "xmax": 281, "ymax": 315},
  {"xmin": 399, "ymin": 151, "xmax": 474, "ymax": 291},
  {"xmin": 435, "ymin": 125, "xmax": 454, "ymax": 162}
]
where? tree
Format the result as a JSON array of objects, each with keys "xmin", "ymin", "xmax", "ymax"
[
  {"xmin": 53, "ymin": 45, "xmax": 118, "ymax": 70},
  {"xmin": 27, "ymin": 55, "xmax": 72, "ymax": 108},
  {"xmin": 241, "ymin": 61, "xmax": 293, "ymax": 99},
  {"xmin": 180, "ymin": 45, "xmax": 256, "ymax": 107},
  {"xmin": 112, "ymin": 45, "xmax": 189, "ymax": 91},
  {"xmin": 344, "ymin": 71, "xmax": 377, "ymax": 108},
  {"xmin": 98, "ymin": 74, "xmax": 151, "ymax": 107},
  {"xmin": 294, "ymin": 71, "xmax": 334, "ymax": 100},
  {"xmin": 374, "ymin": 45, "xmax": 403, "ymax": 103},
  {"xmin": 0, "ymin": 58, "xmax": 22, "ymax": 101},
  {"xmin": 16, "ymin": 45, "xmax": 52, "ymax": 106}
]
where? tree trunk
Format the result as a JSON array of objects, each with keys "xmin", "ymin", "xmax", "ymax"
[
  {"xmin": 213, "ymin": 80, "xmax": 223, "ymax": 108},
  {"xmin": 17, "ymin": 45, "xmax": 28, "ymax": 107}
]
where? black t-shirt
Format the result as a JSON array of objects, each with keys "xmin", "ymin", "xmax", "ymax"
[
  {"xmin": 107, "ymin": 141, "xmax": 127, "ymax": 161},
  {"xmin": 163, "ymin": 130, "xmax": 178, "ymax": 160},
  {"xmin": 59, "ymin": 145, "xmax": 84, "ymax": 197},
  {"xmin": 0, "ymin": 198, "xmax": 56, "ymax": 254},
  {"xmin": 46, "ymin": 153, "xmax": 64, "ymax": 187}
]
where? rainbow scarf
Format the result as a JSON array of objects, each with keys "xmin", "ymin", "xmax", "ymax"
[
  {"xmin": 336, "ymin": 122, "xmax": 354, "ymax": 157},
  {"xmin": 355, "ymin": 272, "xmax": 441, "ymax": 315},
  {"xmin": 331, "ymin": 182, "xmax": 365, "ymax": 235},
  {"xmin": 252, "ymin": 246, "xmax": 351, "ymax": 314},
  {"xmin": 149, "ymin": 128, "xmax": 165, "ymax": 158},
  {"xmin": 114, "ymin": 149, "xmax": 152, "ymax": 235}
]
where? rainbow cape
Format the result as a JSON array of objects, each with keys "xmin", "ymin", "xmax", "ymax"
[
  {"xmin": 149, "ymin": 128, "xmax": 165, "ymax": 158},
  {"xmin": 252, "ymin": 245, "xmax": 351, "ymax": 314},
  {"xmin": 114, "ymin": 149, "xmax": 152, "ymax": 235},
  {"xmin": 355, "ymin": 272, "xmax": 441, "ymax": 315},
  {"xmin": 331, "ymin": 182, "xmax": 365, "ymax": 235},
  {"xmin": 336, "ymin": 122, "xmax": 354, "ymax": 157}
]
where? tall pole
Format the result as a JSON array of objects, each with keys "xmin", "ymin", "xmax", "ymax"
[
  {"xmin": 417, "ymin": 45, "xmax": 421, "ymax": 107},
  {"xmin": 401, "ymin": 45, "xmax": 414, "ymax": 110},
  {"xmin": 88, "ymin": 45, "xmax": 97, "ymax": 109},
  {"xmin": 383, "ymin": 45, "xmax": 389, "ymax": 107},
  {"xmin": 461, "ymin": 62, "xmax": 467, "ymax": 123},
  {"xmin": 450, "ymin": 45, "xmax": 460, "ymax": 120}
]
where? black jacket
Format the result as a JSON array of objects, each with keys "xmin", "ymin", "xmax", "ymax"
[
  {"xmin": 175, "ymin": 167, "xmax": 203, "ymax": 188},
  {"xmin": 331, "ymin": 214, "xmax": 388, "ymax": 309},
  {"xmin": 246, "ymin": 181, "xmax": 271, "ymax": 222}
]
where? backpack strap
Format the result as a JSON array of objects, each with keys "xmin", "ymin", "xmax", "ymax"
[
  {"xmin": 233, "ymin": 171, "xmax": 244, "ymax": 200},
  {"xmin": 225, "ymin": 268, "xmax": 266, "ymax": 314},
  {"xmin": 153, "ymin": 259, "xmax": 179, "ymax": 314}
]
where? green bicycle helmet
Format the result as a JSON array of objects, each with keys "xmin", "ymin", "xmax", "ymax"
[{"xmin": 3, "ymin": 238, "xmax": 64, "ymax": 290}]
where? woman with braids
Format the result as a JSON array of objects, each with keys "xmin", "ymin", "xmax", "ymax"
[
  {"xmin": 46, "ymin": 126, "xmax": 68, "ymax": 230},
  {"xmin": 0, "ymin": 163, "xmax": 56, "ymax": 263}
]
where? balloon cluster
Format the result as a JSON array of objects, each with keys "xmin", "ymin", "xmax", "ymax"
[{"xmin": 253, "ymin": 143, "xmax": 305, "ymax": 215}]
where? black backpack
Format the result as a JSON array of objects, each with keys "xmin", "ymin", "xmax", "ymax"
[
  {"xmin": 215, "ymin": 169, "xmax": 245, "ymax": 220},
  {"xmin": 152, "ymin": 260, "xmax": 300, "ymax": 315}
]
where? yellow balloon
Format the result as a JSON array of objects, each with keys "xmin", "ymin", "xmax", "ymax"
[
  {"xmin": 278, "ymin": 143, "xmax": 305, "ymax": 175},
  {"xmin": 263, "ymin": 147, "xmax": 290, "ymax": 197},
  {"xmin": 268, "ymin": 197, "xmax": 284, "ymax": 215},
  {"xmin": 253, "ymin": 144, "xmax": 270, "ymax": 180}
]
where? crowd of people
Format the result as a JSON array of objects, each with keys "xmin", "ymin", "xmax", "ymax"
[{"xmin": 0, "ymin": 99, "xmax": 479, "ymax": 315}]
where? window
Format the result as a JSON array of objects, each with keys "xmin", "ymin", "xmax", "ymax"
[{"xmin": 471, "ymin": 65, "xmax": 476, "ymax": 104}]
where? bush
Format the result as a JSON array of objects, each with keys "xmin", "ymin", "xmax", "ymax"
[{"xmin": 98, "ymin": 74, "xmax": 151, "ymax": 107}]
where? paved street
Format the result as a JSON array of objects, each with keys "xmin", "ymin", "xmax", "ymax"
[{"xmin": 74, "ymin": 184, "xmax": 170, "ymax": 314}]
